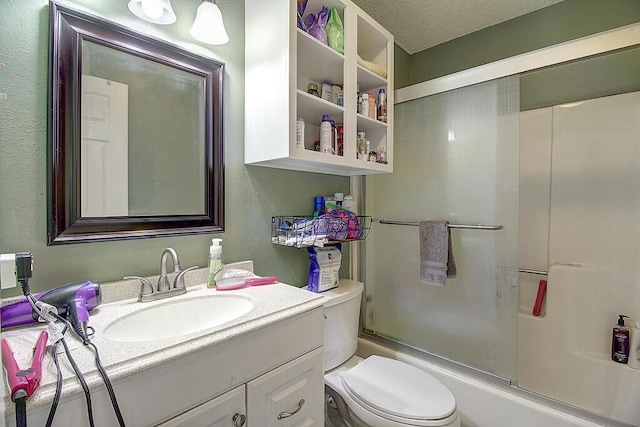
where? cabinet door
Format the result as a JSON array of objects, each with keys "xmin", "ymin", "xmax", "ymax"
[
  {"xmin": 247, "ymin": 347, "xmax": 324, "ymax": 426},
  {"xmin": 157, "ymin": 385, "xmax": 246, "ymax": 427}
]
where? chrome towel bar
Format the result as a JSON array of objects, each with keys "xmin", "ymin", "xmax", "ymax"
[
  {"xmin": 378, "ymin": 219, "xmax": 503, "ymax": 230},
  {"xmin": 379, "ymin": 220, "xmax": 548, "ymax": 275},
  {"xmin": 518, "ymin": 268, "xmax": 548, "ymax": 275}
]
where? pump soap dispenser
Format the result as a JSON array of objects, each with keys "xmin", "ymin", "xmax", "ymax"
[
  {"xmin": 612, "ymin": 314, "xmax": 630, "ymax": 364},
  {"xmin": 207, "ymin": 239, "xmax": 223, "ymax": 288}
]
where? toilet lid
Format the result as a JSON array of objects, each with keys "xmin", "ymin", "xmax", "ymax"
[{"xmin": 341, "ymin": 356, "xmax": 456, "ymax": 422}]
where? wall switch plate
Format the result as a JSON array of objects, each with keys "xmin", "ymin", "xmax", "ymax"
[{"xmin": 0, "ymin": 253, "xmax": 18, "ymax": 289}]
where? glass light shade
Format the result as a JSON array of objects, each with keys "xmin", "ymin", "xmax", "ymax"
[
  {"xmin": 128, "ymin": 0, "xmax": 177, "ymax": 25},
  {"xmin": 189, "ymin": 0, "xmax": 229, "ymax": 45}
]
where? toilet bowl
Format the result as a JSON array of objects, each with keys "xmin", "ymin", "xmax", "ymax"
[{"xmin": 318, "ymin": 280, "xmax": 460, "ymax": 427}]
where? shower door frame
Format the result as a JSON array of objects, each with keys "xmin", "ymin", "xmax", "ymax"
[{"xmin": 395, "ymin": 22, "xmax": 640, "ymax": 103}]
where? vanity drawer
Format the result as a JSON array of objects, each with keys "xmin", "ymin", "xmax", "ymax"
[
  {"xmin": 246, "ymin": 347, "xmax": 324, "ymax": 426},
  {"xmin": 157, "ymin": 385, "xmax": 245, "ymax": 427}
]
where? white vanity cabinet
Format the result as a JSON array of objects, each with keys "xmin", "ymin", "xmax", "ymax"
[
  {"xmin": 159, "ymin": 348, "xmax": 324, "ymax": 427},
  {"xmin": 245, "ymin": 0, "xmax": 394, "ymax": 176},
  {"xmin": 9, "ymin": 305, "xmax": 324, "ymax": 427}
]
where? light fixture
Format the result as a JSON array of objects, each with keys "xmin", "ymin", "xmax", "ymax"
[
  {"xmin": 128, "ymin": 0, "xmax": 177, "ymax": 25},
  {"xmin": 189, "ymin": 0, "xmax": 229, "ymax": 45}
]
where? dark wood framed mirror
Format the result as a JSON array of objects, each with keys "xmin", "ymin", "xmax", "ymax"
[{"xmin": 48, "ymin": 2, "xmax": 224, "ymax": 245}]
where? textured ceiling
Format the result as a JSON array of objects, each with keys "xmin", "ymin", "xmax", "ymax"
[{"xmin": 351, "ymin": 0, "xmax": 566, "ymax": 54}]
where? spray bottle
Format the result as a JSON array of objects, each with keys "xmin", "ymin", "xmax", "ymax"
[{"xmin": 207, "ymin": 239, "xmax": 223, "ymax": 288}]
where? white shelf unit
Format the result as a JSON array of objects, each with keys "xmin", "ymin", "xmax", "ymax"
[{"xmin": 245, "ymin": 0, "xmax": 393, "ymax": 176}]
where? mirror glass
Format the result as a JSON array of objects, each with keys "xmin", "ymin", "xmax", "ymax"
[
  {"xmin": 81, "ymin": 40, "xmax": 206, "ymax": 217},
  {"xmin": 48, "ymin": 3, "xmax": 224, "ymax": 244}
]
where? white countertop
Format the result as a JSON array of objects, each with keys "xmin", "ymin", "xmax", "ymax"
[{"xmin": 1, "ymin": 271, "xmax": 324, "ymax": 412}]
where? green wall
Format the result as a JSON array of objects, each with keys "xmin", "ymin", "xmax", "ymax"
[
  {"xmin": 0, "ymin": 0, "xmax": 349, "ymax": 296},
  {"xmin": 521, "ymin": 47, "xmax": 640, "ymax": 110},
  {"xmin": 403, "ymin": 0, "xmax": 640, "ymax": 86},
  {"xmin": 393, "ymin": 45, "xmax": 411, "ymax": 89}
]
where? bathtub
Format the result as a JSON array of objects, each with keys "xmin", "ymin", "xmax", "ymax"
[{"xmin": 356, "ymin": 338, "xmax": 625, "ymax": 427}]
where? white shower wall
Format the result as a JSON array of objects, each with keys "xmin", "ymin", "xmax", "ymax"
[{"xmin": 517, "ymin": 91, "xmax": 640, "ymax": 425}]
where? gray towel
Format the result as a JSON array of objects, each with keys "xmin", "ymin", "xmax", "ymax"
[{"xmin": 419, "ymin": 221, "xmax": 457, "ymax": 286}]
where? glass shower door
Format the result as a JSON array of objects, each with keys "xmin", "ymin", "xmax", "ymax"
[{"xmin": 364, "ymin": 76, "xmax": 519, "ymax": 379}]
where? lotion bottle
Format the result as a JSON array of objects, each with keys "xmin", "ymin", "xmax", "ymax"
[
  {"xmin": 629, "ymin": 321, "xmax": 640, "ymax": 369},
  {"xmin": 320, "ymin": 115, "xmax": 332, "ymax": 154},
  {"xmin": 612, "ymin": 314, "xmax": 630, "ymax": 364},
  {"xmin": 207, "ymin": 238, "xmax": 223, "ymax": 288}
]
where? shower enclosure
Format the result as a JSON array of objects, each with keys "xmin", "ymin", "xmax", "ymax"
[
  {"xmin": 361, "ymin": 24, "xmax": 640, "ymax": 426},
  {"xmin": 363, "ymin": 76, "xmax": 520, "ymax": 380}
]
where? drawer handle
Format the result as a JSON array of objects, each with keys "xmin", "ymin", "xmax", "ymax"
[
  {"xmin": 232, "ymin": 413, "xmax": 246, "ymax": 427},
  {"xmin": 277, "ymin": 399, "xmax": 305, "ymax": 420}
]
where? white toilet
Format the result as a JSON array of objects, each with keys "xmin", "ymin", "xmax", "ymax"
[{"xmin": 320, "ymin": 280, "xmax": 460, "ymax": 427}]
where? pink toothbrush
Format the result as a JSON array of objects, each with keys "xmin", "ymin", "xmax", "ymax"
[{"xmin": 216, "ymin": 275, "xmax": 279, "ymax": 291}]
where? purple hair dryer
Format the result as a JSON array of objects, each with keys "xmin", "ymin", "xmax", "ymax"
[{"xmin": 1, "ymin": 280, "xmax": 101, "ymax": 342}]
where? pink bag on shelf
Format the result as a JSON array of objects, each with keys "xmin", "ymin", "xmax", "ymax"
[{"xmin": 327, "ymin": 209, "xmax": 361, "ymax": 240}]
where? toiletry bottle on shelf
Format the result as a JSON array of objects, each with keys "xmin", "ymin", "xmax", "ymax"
[
  {"xmin": 308, "ymin": 83, "xmax": 319, "ymax": 97},
  {"xmin": 207, "ymin": 238, "xmax": 223, "ymax": 288},
  {"xmin": 629, "ymin": 321, "xmax": 640, "ymax": 369},
  {"xmin": 343, "ymin": 195, "xmax": 354, "ymax": 212},
  {"xmin": 368, "ymin": 92, "xmax": 376, "ymax": 119},
  {"xmin": 337, "ymin": 124, "xmax": 344, "ymax": 156},
  {"xmin": 320, "ymin": 115, "xmax": 332, "ymax": 154},
  {"xmin": 360, "ymin": 93, "xmax": 369, "ymax": 117},
  {"xmin": 357, "ymin": 132, "xmax": 367, "ymax": 160},
  {"xmin": 313, "ymin": 196, "xmax": 325, "ymax": 218},
  {"xmin": 377, "ymin": 88, "xmax": 387, "ymax": 122},
  {"xmin": 296, "ymin": 118, "xmax": 305, "ymax": 148},
  {"xmin": 330, "ymin": 119, "xmax": 337, "ymax": 154},
  {"xmin": 612, "ymin": 314, "xmax": 630, "ymax": 364}
]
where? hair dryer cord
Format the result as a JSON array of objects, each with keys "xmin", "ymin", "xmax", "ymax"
[{"xmin": 20, "ymin": 284, "xmax": 96, "ymax": 427}]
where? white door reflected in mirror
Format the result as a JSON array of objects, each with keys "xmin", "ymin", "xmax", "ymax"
[{"xmin": 81, "ymin": 75, "xmax": 129, "ymax": 217}]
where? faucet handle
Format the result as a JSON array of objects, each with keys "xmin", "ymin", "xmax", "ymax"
[
  {"xmin": 124, "ymin": 276, "xmax": 155, "ymax": 300},
  {"xmin": 174, "ymin": 266, "xmax": 198, "ymax": 289}
]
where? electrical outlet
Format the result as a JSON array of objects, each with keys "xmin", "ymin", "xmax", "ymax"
[{"xmin": 0, "ymin": 253, "xmax": 18, "ymax": 289}]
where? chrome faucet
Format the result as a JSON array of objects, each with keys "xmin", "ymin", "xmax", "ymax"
[
  {"xmin": 124, "ymin": 248, "xmax": 197, "ymax": 303},
  {"xmin": 158, "ymin": 248, "xmax": 181, "ymax": 291}
]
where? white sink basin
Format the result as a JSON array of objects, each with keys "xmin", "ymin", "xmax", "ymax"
[{"xmin": 103, "ymin": 295, "xmax": 254, "ymax": 342}]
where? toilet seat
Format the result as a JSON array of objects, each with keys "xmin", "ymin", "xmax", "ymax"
[{"xmin": 341, "ymin": 356, "xmax": 457, "ymax": 425}]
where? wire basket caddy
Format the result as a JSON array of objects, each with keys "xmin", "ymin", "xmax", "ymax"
[{"xmin": 271, "ymin": 215, "xmax": 372, "ymax": 248}]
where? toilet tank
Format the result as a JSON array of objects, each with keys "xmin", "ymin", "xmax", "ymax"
[{"xmin": 319, "ymin": 279, "xmax": 364, "ymax": 371}]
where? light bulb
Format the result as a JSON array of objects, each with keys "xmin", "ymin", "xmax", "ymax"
[
  {"xmin": 128, "ymin": 0, "xmax": 176, "ymax": 25},
  {"xmin": 141, "ymin": 0, "xmax": 164, "ymax": 19}
]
